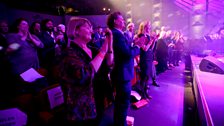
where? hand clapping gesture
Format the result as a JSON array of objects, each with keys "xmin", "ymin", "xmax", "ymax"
[{"xmin": 133, "ymin": 35, "xmax": 145, "ymax": 48}]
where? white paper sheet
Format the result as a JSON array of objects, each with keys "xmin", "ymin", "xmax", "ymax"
[
  {"xmin": 131, "ymin": 90, "xmax": 141, "ymax": 101},
  {"xmin": 47, "ymin": 86, "xmax": 64, "ymax": 109},
  {"xmin": 20, "ymin": 68, "xmax": 44, "ymax": 82}
]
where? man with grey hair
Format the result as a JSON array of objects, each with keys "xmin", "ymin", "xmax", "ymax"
[{"xmin": 124, "ymin": 22, "xmax": 135, "ymax": 46}]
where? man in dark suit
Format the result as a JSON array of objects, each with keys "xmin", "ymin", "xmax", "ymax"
[
  {"xmin": 107, "ymin": 11, "xmax": 141, "ymax": 126},
  {"xmin": 37, "ymin": 19, "xmax": 56, "ymax": 84}
]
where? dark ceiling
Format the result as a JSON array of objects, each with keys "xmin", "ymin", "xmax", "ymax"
[{"xmin": 2, "ymin": 0, "xmax": 113, "ymax": 15}]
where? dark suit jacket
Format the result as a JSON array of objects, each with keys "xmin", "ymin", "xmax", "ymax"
[
  {"xmin": 124, "ymin": 30, "xmax": 134, "ymax": 46},
  {"xmin": 37, "ymin": 31, "xmax": 56, "ymax": 66},
  {"xmin": 111, "ymin": 28, "xmax": 140, "ymax": 81}
]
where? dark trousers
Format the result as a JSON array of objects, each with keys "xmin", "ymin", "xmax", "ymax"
[
  {"xmin": 168, "ymin": 47, "xmax": 174, "ymax": 64},
  {"xmin": 93, "ymin": 75, "xmax": 114, "ymax": 124},
  {"xmin": 113, "ymin": 80, "xmax": 131, "ymax": 126},
  {"xmin": 173, "ymin": 50, "xmax": 181, "ymax": 65},
  {"xmin": 156, "ymin": 57, "xmax": 168, "ymax": 73}
]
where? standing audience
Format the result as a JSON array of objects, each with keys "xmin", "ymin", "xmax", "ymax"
[
  {"xmin": 173, "ymin": 31, "xmax": 184, "ymax": 66},
  {"xmin": 55, "ymin": 23, "xmax": 68, "ymax": 56},
  {"xmin": 91, "ymin": 26, "xmax": 105, "ymax": 50},
  {"xmin": 107, "ymin": 11, "xmax": 142, "ymax": 126},
  {"xmin": 124, "ymin": 22, "xmax": 135, "ymax": 46},
  {"xmin": 56, "ymin": 17, "xmax": 112, "ymax": 126},
  {"xmin": 37, "ymin": 19, "xmax": 57, "ymax": 84},
  {"xmin": 0, "ymin": 20, "xmax": 11, "ymax": 104},
  {"xmin": 165, "ymin": 30, "xmax": 175, "ymax": 67},
  {"xmin": 0, "ymin": 11, "xmax": 189, "ymax": 126},
  {"xmin": 155, "ymin": 30, "xmax": 168, "ymax": 74},
  {"xmin": 88, "ymin": 27, "xmax": 115, "ymax": 124},
  {"xmin": 30, "ymin": 21, "xmax": 41, "ymax": 36},
  {"xmin": 0, "ymin": 20, "xmax": 9, "ymax": 50},
  {"xmin": 136, "ymin": 20, "xmax": 159, "ymax": 100},
  {"xmin": 6, "ymin": 18, "xmax": 47, "ymax": 94}
]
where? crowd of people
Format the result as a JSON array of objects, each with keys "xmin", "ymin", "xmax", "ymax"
[{"xmin": 0, "ymin": 11, "xmax": 186, "ymax": 126}]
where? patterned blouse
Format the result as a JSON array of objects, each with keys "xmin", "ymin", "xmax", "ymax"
[{"xmin": 57, "ymin": 42, "xmax": 96, "ymax": 121}]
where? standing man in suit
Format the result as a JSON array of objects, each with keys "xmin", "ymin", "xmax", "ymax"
[
  {"xmin": 107, "ymin": 11, "xmax": 142, "ymax": 126},
  {"xmin": 37, "ymin": 19, "xmax": 57, "ymax": 84}
]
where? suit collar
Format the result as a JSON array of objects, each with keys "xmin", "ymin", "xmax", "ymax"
[{"xmin": 114, "ymin": 28, "xmax": 124, "ymax": 35}]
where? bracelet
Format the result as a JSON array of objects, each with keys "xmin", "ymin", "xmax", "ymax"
[{"xmin": 99, "ymin": 51, "xmax": 106, "ymax": 59}]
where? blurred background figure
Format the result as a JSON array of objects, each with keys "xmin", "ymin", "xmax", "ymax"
[
  {"xmin": 124, "ymin": 22, "xmax": 135, "ymax": 46},
  {"xmin": 6, "ymin": 18, "xmax": 46, "ymax": 94},
  {"xmin": 55, "ymin": 23, "xmax": 68, "ymax": 55},
  {"xmin": 37, "ymin": 18, "xmax": 57, "ymax": 84},
  {"xmin": 90, "ymin": 26, "xmax": 105, "ymax": 51},
  {"xmin": 165, "ymin": 30, "xmax": 175, "ymax": 68},
  {"xmin": 0, "ymin": 20, "xmax": 9, "ymax": 49},
  {"xmin": 155, "ymin": 29, "xmax": 168, "ymax": 74},
  {"xmin": 0, "ymin": 20, "xmax": 10, "ymax": 104},
  {"xmin": 29, "ymin": 21, "xmax": 41, "ymax": 36},
  {"xmin": 172, "ymin": 31, "xmax": 184, "ymax": 66}
]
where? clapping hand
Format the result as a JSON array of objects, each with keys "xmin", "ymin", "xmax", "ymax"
[
  {"xmin": 104, "ymin": 28, "xmax": 113, "ymax": 52},
  {"xmin": 134, "ymin": 35, "xmax": 145, "ymax": 48}
]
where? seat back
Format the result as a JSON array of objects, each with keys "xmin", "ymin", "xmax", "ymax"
[
  {"xmin": 37, "ymin": 84, "xmax": 66, "ymax": 125},
  {"xmin": 37, "ymin": 84, "xmax": 64, "ymax": 111},
  {"xmin": 0, "ymin": 108, "xmax": 27, "ymax": 126}
]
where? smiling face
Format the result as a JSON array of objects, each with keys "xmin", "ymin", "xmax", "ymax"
[
  {"xmin": 75, "ymin": 22, "xmax": 93, "ymax": 43},
  {"xmin": 67, "ymin": 17, "xmax": 93, "ymax": 45},
  {"xmin": 46, "ymin": 20, "xmax": 54, "ymax": 32},
  {"xmin": 127, "ymin": 23, "xmax": 135, "ymax": 33},
  {"xmin": 0, "ymin": 21, "xmax": 8, "ymax": 34},
  {"xmin": 114, "ymin": 15, "xmax": 125, "ymax": 30},
  {"xmin": 18, "ymin": 20, "xmax": 29, "ymax": 33}
]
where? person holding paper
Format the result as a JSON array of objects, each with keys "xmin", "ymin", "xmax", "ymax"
[
  {"xmin": 56, "ymin": 17, "xmax": 113, "ymax": 126},
  {"xmin": 6, "ymin": 18, "xmax": 44, "ymax": 75},
  {"xmin": 6, "ymin": 18, "xmax": 47, "ymax": 95}
]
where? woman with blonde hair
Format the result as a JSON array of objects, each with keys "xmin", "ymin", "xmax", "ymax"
[
  {"xmin": 57, "ymin": 17, "xmax": 113, "ymax": 126},
  {"xmin": 135, "ymin": 20, "xmax": 159, "ymax": 100},
  {"xmin": 172, "ymin": 31, "xmax": 184, "ymax": 66}
]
